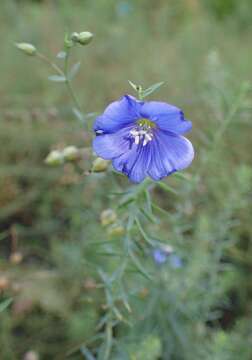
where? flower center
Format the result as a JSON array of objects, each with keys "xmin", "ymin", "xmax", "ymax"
[{"xmin": 129, "ymin": 118, "xmax": 155, "ymax": 146}]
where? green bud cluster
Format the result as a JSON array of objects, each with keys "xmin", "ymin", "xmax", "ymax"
[
  {"xmin": 71, "ymin": 31, "xmax": 94, "ymax": 46},
  {"xmin": 45, "ymin": 146, "xmax": 80, "ymax": 166}
]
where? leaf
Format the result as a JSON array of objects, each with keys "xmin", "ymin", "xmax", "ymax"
[
  {"xmin": 139, "ymin": 207, "xmax": 157, "ymax": 224},
  {"xmin": 142, "ymin": 82, "xmax": 165, "ymax": 98},
  {"xmin": 128, "ymin": 80, "xmax": 138, "ymax": 91},
  {"xmin": 129, "ymin": 251, "xmax": 152, "ymax": 280},
  {"xmin": 0, "ymin": 298, "xmax": 13, "ymax": 312},
  {"xmin": 135, "ymin": 217, "xmax": 155, "ymax": 245},
  {"xmin": 56, "ymin": 51, "xmax": 67, "ymax": 59},
  {"xmin": 48, "ymin": 74, "xmax": 66, "ymax": 82},
  {"xmin": 157, "ymin": 181, "xmax": 177, "ymax": 195},
  {"xmin": 72, "ymin": 107, "xmax": 86, "ymax": 123},
  {"xmin": 80, "ymin": 346, "xmax": 96, "ymax": 360},
  {"xmin": 68, "ymin": 62, "xmax": 81, "ymax": 80},
  {"xmin": 173, "ymin": 172, "xmax": 192, "ymax": 181}
]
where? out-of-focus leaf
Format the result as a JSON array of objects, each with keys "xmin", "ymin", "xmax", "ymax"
[
  {"xmin": 56, "ymin": 51, "xmax": 67, "ymax": 59},
  {"xmin": 68, "ymin": 62, "xmax": 81, "ymax": 80},
  {"xmin": 142, "ymin": 82, "xmax": 164, "ymax": 98},
  {"xmin": 80, "ymin": 346, "xmax": 96, "ymax": 360},
  {"xmin": 0, "ymin": 298, "xmax": 13, "ymax": 312},
  {"xmin": 48, "ymin": 74, "xmax": 66, "ymax": 82},
  {"xmin": 157, "ymin": 181, "xmax": 177, "ymax": 195}
]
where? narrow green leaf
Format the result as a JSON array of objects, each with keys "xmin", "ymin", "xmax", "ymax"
[
  {"xmin": 142, "ymin": 82, "xmax": 165, "ymax": 98},
  {"xmin": 129, "ymin": 251, "xmax": 152, "ymax": 280},
  {"xmin": 0, "ymin": 298, "xmax": 13, "ymax": 313},
  {"xmin": 157, "ymin": 181, "xmax": 178, "ymax": 195},
  {"xmin": 56, "ymin": 51, "xmax": 67, "ymax": 59},
  {"xmin": 128, "ymin": 80, "xmax": 138, "ymax": 91},
  {"xmin": 135, "ymin": 218, "xmax": 155, "ymax": 246},
  {"xmin": 68, "ymin": 61, "xmax": 81, "ymax": 80},
  {"xmin": 173, "ymin": 172, "xmax": 192, "ymax": 181},
  {"xmin": 80, "ymin": 346, "xmax": 96, "ymax": 360},
  {"xmin": 152, "ymin": 203, "xmax": 171, "ymax": 216},
  {"xmin": 72, "ymin": 107, "xmax": 86, "ymax": 123},
  {"xmin": 139, "ymin": 207, "xmax": 157, "ymax": 224},
  {"xmin": 48, "ymin": 74, "xmax": 66, "ymax": 82}
]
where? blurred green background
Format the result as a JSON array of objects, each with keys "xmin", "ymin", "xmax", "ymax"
[{"xmin": 0, "ymin": 0, "xmax": 252, "ymax": 359}]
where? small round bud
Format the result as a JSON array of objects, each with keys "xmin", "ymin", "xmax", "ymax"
[
  {"xmin": 16, "ymin": 43, "xmax": 37, "ymax": 56},
  {"xmin": 0, "ymin": 276, "xmax": 10, "ymax": 291},
  {"xmin": 45, "ymin": 150, "xmax": 64, "ymax": 166},
  {"xmin": 62, "ymin": 146, "xmax": 80, "ymax": 162},
  {"xmin": 9, "ymin": 252, "xmax": 23, "ymax": 265},
  {"xmin": 70, "ymin": 32, "xmax": 79, "ymax": 42},
  {"xmin": 100, "ymin": 209, "xmax": 117, "ymax": 226},
  {"xmin": 107, "ymin": 224, "xmax": 125, "ymax": 237},
  {"xmin": 71, "ymin": 31, "xmax": 93, "ymax": 46},
  {"xmin": 23, "ymin": 350, "xmax": 39, "ymax": 360},
  {"xmin": 92, "ymin": 157, "xmax": 110, "ymax": 173}
]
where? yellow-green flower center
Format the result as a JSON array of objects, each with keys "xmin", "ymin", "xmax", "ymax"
[{"xmin": 137, "ymin": 118, "xmax": 156, "ymax": 128}]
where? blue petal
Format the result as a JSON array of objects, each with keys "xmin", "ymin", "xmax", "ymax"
[
  {"xmin": 93, "ymin": 95, "xmax": 141, "ymax": 134},
  {"xmin": 152, "ymin": 249, "xmax": 168, "ymax": 264},
  {"xmin": 140, "ymin": 101, "xmax": 192, "ymax": 134},
  {"xmin": 93, "ymin": 125, "xmax": 133, "ymax": 160},
  {"xmin": 112, "ymin": 143, "xmax": 151, "ymax": 183},
  {"xmin": 148, "ymin": 130, "xmax": 194, "ymax": 181}
]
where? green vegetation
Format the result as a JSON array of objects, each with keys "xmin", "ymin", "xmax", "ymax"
[{"xmin": 0, "ymin": 1, "xmax": 252, "ymax": 359}]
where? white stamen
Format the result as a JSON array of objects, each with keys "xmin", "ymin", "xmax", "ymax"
[
  {"xmin": 143, "ymin": 138, "xmax": 148, "ymax": 146},
  {"xmin": 135, "ymin": 135, "xmax": 140, "ymax": 145},
  {"xmin": 145, "ymin": 133, "xmax": 153, "ymax": 141},
  {"xmin": 130, "ymin": 124, "xmax": 154, "ymax": 147}
]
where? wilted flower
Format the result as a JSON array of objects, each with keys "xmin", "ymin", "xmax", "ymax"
[
  {"xmin": 93, "ymin": 95, "xmax": 194, "ymax": 183},
  {"xmin": 16, "ymin": 43, "xmax": 37, "ymax": 56}
]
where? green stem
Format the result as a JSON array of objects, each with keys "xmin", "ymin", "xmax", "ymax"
[
  {"xmin": 103, "ymin": 322, "xmax": 113, "ymax": 360},
  {"xmin": 64, "ymin": 49, "xmax": 83, "ymax": 114},
  {"xmin": 37, "ymin": 51, "xmax": 83, "ymax": 117}
]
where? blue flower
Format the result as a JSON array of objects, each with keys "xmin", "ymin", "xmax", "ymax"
[
  {"xmin": 152, "ymin": 249, "xmax": 168, "ymax": 264},
  {"xmin": 93, "ymin": 95, "xmax": 194, "ymax": 183}
]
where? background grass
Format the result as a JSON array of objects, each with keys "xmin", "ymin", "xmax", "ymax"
[{"xmin": 0, "ymin": 0, "xmax": 252, "ymax": 359}]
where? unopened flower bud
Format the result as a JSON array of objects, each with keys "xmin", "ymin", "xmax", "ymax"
[
  {"xmin": 92, "ymin": 157, "xmax": 110, "ymax": 172},
  {"xmin": 71, "ymin": 31, "xmax": 93, "ymax": 45},
  {"xmin": 62, "ymin": 146, "xmax": 80, "ymax": 161},
  {"xmin": 0, "ymin": 276, "xmax": 9, "ymax": 291},
  {"xmin": 45, "ymin": 150, "xmax": 64, "ymax": 166},
  {"xmin": 16, "ymin": 43, "xmax": 37, "ymax": 56},
  {"xmin": 23, "ymin": 350, "xmax": 39, "ymax": 360},
  {"xmin": 107, "ymin": 224, "xmax": 125, "ymax": 237},
  {"xmin": 100, "ymin": 209, "xmax": 117, "ymax": 226},
  {"xmin": 9, "ymin": 252, "xmax": 23, "ymax": 265}
]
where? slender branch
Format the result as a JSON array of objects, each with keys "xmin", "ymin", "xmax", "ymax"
[{"xmin": 37, "ymin": 51, "xmax": 84, "ymax": 116}]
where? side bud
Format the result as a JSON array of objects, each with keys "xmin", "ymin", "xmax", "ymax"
[
  {"xmin": 62, "ymin": 146, "xmax": 80, "ymax": 162},
  {"xmin": 16, "ymin": 43, "xmax": 37, "ymax": 56},
  {"xmin": 45, "ymin": 150, "xmax": 64, "ymax": 166},
  {"xmin": 100, "ymin": 209, "xmax": 117, "ymax": 226},
  {"xmin": 92, "ymin": 157, "xmax": 110, "ymax": 173},
  {"xmin": 107, "ymin": 224, "xmax": 125, "ymax": 237},
  {"xmin": 71, "ymin": 31, "xmax": 93, "ymax": 46}
]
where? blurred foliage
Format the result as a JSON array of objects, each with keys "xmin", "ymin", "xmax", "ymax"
[{"xmin": 0, "ymin": 0, "xmax": 252, "ymax": 359}]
